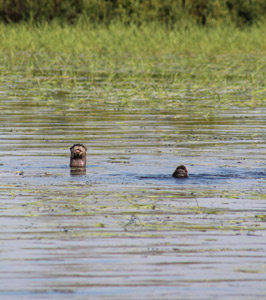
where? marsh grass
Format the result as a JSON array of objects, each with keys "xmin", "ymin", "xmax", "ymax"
[
  {"xmin": 0, "ymin": 22, "xmax": 266, "ymax": 108},
  {"xmin": 2, "ymin": 22, "xmax": 266, "ymax": 63}
]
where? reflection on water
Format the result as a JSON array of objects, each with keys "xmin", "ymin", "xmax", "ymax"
[
  {"xmin": 70, "ymin": 167, "xmax": 86, "ymax": 176},
  {"xmin": 0, "ymin": 68, "xmax": 266, "ymax": 299}
]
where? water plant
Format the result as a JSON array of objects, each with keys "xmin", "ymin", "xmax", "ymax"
[{"xmin": 1, "ymin": 21, "xmax": 266, "ymax": 111}]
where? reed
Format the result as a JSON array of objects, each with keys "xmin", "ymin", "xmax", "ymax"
[{"xmin": 0, "ymin": 21, "xmax": 265, "ymax": 108}]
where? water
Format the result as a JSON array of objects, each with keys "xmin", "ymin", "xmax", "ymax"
[{"xmin": 0, "ymin": 68, "xmax": 266, "ymax": 299}]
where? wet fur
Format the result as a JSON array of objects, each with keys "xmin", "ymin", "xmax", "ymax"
[
  {"xmin": 172, "ymin": 165, "xmax": 189, "ymax": 178},
  {"xmin": 70, "ymin": 144, "xmax": 87, "ymax": 168}
]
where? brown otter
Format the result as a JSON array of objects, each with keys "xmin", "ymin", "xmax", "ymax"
[
  {"xmin": 172, "ymin": 165, "xmax": 188, "ymax": 178},
  {"xmin": 70, "ymin": 144, "xmax": 87, "ymax": 168}
]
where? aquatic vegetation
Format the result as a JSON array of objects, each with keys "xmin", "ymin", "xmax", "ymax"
[{"xmin": 0, "ymin": 22, "xmax": 266, "ymax": 110}]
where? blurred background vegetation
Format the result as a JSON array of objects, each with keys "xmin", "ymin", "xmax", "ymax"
[{"xmin": 0, "ymin": 0, "xmax": 266, "ymax": 27}]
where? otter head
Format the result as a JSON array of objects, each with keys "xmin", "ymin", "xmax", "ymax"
[
  {"xmin": 70, "ymin": 144, "xmax": 87, "ymax": 168},
  {"xmin": 172, "ymin": 165, "xmax": 188, "ymax": 178}
]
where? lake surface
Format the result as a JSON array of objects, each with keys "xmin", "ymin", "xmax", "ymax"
[{"xmin": 0, "ymin": 66, "xmax": 266, "ymax": 299}]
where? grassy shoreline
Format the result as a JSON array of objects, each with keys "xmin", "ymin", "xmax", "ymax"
[
  {"xmin": 0, "ymin": 22, "xmax": 266, "ymax": 108},
  {"xmin": 1, "ymin": 22, "xmax": 266, "ymax": 64}
]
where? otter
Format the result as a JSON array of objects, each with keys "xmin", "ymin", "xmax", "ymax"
[
  {"xmin": 172, "ymin": 165, "xmax": 188, "ymax": 178},
  {"xmin": 70, "ymin": 144, "xmax": 87, "ymax": 168}
]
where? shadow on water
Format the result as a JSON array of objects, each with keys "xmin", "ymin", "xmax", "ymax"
[
  {"xmin": 70, "ymin": 167, "xmax": 86, "ymax": 176},
  {"xmin": 97, "ymin": 167, "xmax": 266, "ymax": 188}
]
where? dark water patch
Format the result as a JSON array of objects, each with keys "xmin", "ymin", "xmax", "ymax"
[{"xmin": 0, "ymin": 152, "xmax": 265, "ymax": 191}]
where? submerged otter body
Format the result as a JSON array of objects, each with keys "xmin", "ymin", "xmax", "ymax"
[
  {"xmin": 70, "ymin": 144, "xmax": 87, "ymax": 168},
  {"xmin": 172, "ymin": 165, "xmax": 189, "ymax": 178}
]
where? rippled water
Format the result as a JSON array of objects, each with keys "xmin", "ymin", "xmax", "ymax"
[{"xmin": 0, "ymin": 68, "xmax": 266, "ymax": 299}]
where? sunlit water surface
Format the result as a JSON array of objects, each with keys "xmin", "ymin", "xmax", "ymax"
[{"xmin": 0, "ymin": 68, "xmax": 266, "ymax": 299}]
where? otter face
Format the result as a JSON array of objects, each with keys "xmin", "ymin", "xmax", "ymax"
[
  {"xmin": 172, "ymin": 165, "xmax": 188, "ymax": 178},
  {"xmin": 70, "ymin": 144, "xmax": 87, "ymax": 158},
  {"xmin": 70, "ymin": 144, "xmax": 87, "ymax": 167}
]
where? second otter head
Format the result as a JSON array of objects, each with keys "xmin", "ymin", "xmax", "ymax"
[
  {"xmin": 70, "ymin": 144, "xmax": 87, "ymax": 168},
  {"xmin": 172, "ymin": 165, "xmax": 189, "ymax": 178}
]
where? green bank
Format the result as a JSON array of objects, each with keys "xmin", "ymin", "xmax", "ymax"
[{"xmin": 0, "ymin": 22, "xmax": 266, "ymax": 109}]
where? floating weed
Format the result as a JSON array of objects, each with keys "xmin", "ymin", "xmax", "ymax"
[
  {"xmin": 131, "ymin": 203, "xmax": 156, "ymax": 210},
  {"xmin": 192, "ymin": 206, "xmax": 225, "ymax": 215},
  {"xmin": 9, "ymin": 191, "xmax": 16, "ymax": 199},
  {"xmin": 235, "ymin": 268, "xmax": 265, "ymax": 274},
  {"xmin": 124, "ymin": 215, "xmax": 142, "ymax": 232},
  {"xmin": 141, "ymin": 222, "xmax": 218, "ymax": 232},
  {"xmin": 255, "ymin": 215, "xmax": 266, "ymax": 222},
  {"xmin": 251, "ymin": 193, "xmax": 266, "ymax": 200},
  {"xmin": 94, "ymin": 223, "xmax": 105, "ymax": 228}
]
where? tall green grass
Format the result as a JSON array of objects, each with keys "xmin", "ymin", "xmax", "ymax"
[
  {"xmin": 1, "ymin": 22, "xmax": 266, "ymax": 58},
  {"xmin": 1, "ymin": 22, "xmax": 266, "ymax": 69},
  {"xmin": 0, "ymin": 22, "xmax": 265, "ymax": 108}
]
